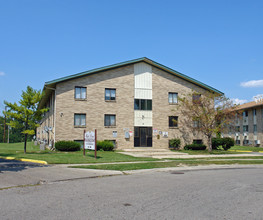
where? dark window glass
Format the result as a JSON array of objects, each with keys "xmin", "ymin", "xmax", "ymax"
[
  {"xmin": 192, "ymin": 94, "xmax": 201, "ymax": 104},
  {"xmin": 147, "ymin": 100, "xmax": 152, "ymax": 110},
  {"xmin": 134, "ymin": 99, "xmax": 152, "ymax": 110},
  {"xmin": 168, "ymin": 93, "xmax": 178, "ymax": 104},
  {"xmin": 141, "ymin": 99, "xmax": 146, "ymax": 110},
  {"xmin": 104, "ymin": 115, "xmax": 116, "ymax": 126},
  {"xmin": 134, "ymin": 99, "xmax": 140, "ymax": 110},
  {"xmin": 169, "ymin": 116, "xmax": 178, "ymax": 127},
  {"xmin": 105, "ymin": 89, "xmax": 116, "ymax": 101},
  {"xmin": 193, "ymin": 139, "xmax": 203, "ymax": 144},
  {"xmin": 74, "ymin": 114, "xmax": 86, "ymax": 126},
  {"xmin": 75, "ymin": 87, "xmax": 86, "ymax": 99}
]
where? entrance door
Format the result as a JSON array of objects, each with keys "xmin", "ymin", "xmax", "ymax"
[{"xmin": 134, "ymin": 127, "xmax": 152, "ymax": 147}]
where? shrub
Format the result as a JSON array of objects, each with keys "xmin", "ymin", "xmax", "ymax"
[
  {"xmin": 55, "ymin": 141, "xmax": 81, "ymax": 151},
  {"xmin": 184, "ymin": 144, "xmax": 207, "ymax": 150},
  {"xmin": 169, "ymin": 138, "xmax": 181, "ymax": 150},
  {"xmin": 222, "ymin": 137, "xmax": 234, "ymax": 151},
  {"xmin": 212, "ymin": 138, "xmax": 223, "ymax": 150},
  {"xmin": 212, "ymin": 137, "xmax": 234, "ymax": 151},
  {"xmin": 97, "ymin": 140, "xmax": 114, "ymax": 151}
]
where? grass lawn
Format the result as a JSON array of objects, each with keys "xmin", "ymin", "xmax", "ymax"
[
  {"xmin": 230, "ymin": 145, "xmax": 263, "ymax": 152},
  {"xmin": 71, "ymin": 159, "xmax": 263, "ymax": 171},
  {"xmin": 173, "ymin": 145, "xmax": 263, "ymax": 155},
  {"xmin": 0, "ymin": 142, "xmax": 159, "ymax": 164}
]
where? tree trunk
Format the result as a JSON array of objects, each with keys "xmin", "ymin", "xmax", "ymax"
[
  {"xmin": 24, "ymin": 133, "xmax": 27, "ymax": 154},
  {"xmin": 207, "ymin": 135, "xmax": 212, "ymax": 153},
  {"xmin": 24, "ymin": 118, "xmax": 28, "ymax": 154}
]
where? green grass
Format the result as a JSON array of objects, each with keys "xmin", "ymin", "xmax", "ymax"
[
  {"xmin": 230, "ymin": 145, "xmax": 263, "ymax": 152},
  {"xmin": 71, "ymin": 159, "xmax": 263, "ymax": 171},
  {"xmin": 173, "ymin": 145, "xmax": 263, "ymax": 155},
  {"xmin": 0, "ymin": 142, "xmax": 159, "ymax": 164}
]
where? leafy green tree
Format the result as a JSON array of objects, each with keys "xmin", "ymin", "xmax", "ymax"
[{"xmin": 3, "ymin": 86, "xmax": 48, "ymax": 153}]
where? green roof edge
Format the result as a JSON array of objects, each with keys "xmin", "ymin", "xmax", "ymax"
[{"xmin": 44, "ymin": 57, "xmax": 223, "ymax": 95}]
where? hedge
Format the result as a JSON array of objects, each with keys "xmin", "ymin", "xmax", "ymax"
[
  {"xmin": 97, "ymin": 140, "xmax": 114, "ymax": 151},
  {"xmin": 184, "ymin": 144, "xmax": 207, "ymax": 150},
  {"xmin": 55, "ymin": 141, "xmax": 81, "ymax": 151},
  {"xmin": 212, "ymin": 137, "xmax": 234, "ymax": 151}
]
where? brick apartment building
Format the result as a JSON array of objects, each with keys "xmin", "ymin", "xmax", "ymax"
[
  {"xmin": 225, "ymin": 100, "xmax": 263, "ymax": 147},
  {"xmin": 37, "ymin": 57, "xmax": 223, "ymax": 149}
]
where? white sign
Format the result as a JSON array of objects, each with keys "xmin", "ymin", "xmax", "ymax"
[
  {"xmin": 84, "ymin": 131, "xmax": 95, "ymax": 150},
  {"xmin": 113, "ymin": 131, "xmax": 117, "ymax": 138}
]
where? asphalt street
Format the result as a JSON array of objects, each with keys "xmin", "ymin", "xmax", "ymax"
[
  {"xmin": 0, "ymin": 158, "xmax": 46, "ymax": 172},
  {"xmin": 1, "ymin": 165, "xmax": 263, "ymax": 220}
]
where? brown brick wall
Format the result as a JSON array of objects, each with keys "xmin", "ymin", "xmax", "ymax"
[
  {"xmin": 151, "ymin": 66, "xmax": 208, "ymax": 149},
  {"xmin": 55, "ymin": 65, "xmax": 135, "ymax": 149}
]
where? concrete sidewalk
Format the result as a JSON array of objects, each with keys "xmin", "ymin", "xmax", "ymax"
[{"xmin": 0, "ymin": 165, "xmax": 122, "ymax": 189}]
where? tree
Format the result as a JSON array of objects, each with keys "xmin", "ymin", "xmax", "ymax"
[
  {"xmin": 3, "ymin": 86, "xmax": 48, "ymax": 153},
  {"xmin": 178, "ymin": 91, "xmax": 237, "ymax": 152}
]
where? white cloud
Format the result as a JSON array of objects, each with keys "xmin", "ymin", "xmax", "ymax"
[
  {"xmin": 0, "ymin": 71, "xmax": 5, "ymax": 76},
  {"xmin": 240, "ymin": 79, "xmax": 263, "ymax": 88},
  {"xmin": 231, "ymin": 98, "xmax": 248, "ymax": 105}
]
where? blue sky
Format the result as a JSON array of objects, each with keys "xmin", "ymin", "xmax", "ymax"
[{"xmin": 1, "ymin": 0, "xmax": 263, "ymax": 114}]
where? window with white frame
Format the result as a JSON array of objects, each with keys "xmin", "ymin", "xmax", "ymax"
[
  {"xmin": 75, "ymin": 87, "xmax": 86, "ymax": 99},
  {"xmin": 74, "ymin": 114, "xmax": 86, "ymax": 126},
  {"xmin": 168, "ymin": 92, "xmax": 178, "ymax": 104}
]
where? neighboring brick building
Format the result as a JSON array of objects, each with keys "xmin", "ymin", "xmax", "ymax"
[
  {"xmin": 225, "ymin": 100, "xmax": 263, "ymax": 147},
  {"xmin": 37, "ymin": 57, "xmax": 223, "ymax": 149}
]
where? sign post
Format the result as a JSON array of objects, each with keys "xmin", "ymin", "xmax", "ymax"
[
  {"xmin": 84, "ymin": 129, "xmax": 97, "ymax": 159},
  {"xmin": 83, "ymin": 130, "xmax": 86, "ymax": 156}
]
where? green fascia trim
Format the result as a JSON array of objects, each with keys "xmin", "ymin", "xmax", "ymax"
[{"xmin": 44, "ymin": 57, "xmax": 223, "ymax": 95}]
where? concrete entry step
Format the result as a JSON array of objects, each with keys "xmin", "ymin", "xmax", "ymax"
[{"xmin": 119, "ymin": 148, "xmax": 188, "ymax": 159}]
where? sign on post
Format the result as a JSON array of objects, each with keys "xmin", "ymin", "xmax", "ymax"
[
  {"xmin": 83, "ymin": 129, "xmax": 97, "ymax": 159},
  {"xmin": 85, "ymin": 131, "xmax": 95, "ymax": 150}
]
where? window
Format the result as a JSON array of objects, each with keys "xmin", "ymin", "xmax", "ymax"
[
  {"xmin": 105, "ymin": 88, "xmax": 116, "ymax": 101},
  {"xmin": 74, "ymin": 114, "xmax": 86, "ymax": 126},
  {"xmin": 243, "ymin": 111, "xmax": 248, "ymax": 117},
  {"xmin": 169, "ymin": 116, "xmax": 178, "ymax": 128},
  {"xmin": 193, "ymin": 120, "xmax": 201, "ymax": 128},
  {"xmin": 243, "ymin": 125, "xmax": 249, "ymax": 132},
  {"xmin": 235, "ymin": 126, "xmax": 240, "ymax": 132},
  {"xmin": 75, "ymin": 87, "xmax": 86, "ymax": 99},
  {"xmin": 168, "ymin": 92, "xmax": 178, "ymax": 104},
  {"xmin": 104, "ymin": 114, "xmax": 116, "ymax": 126},
  {"xmin": 253, "ymin": 109, "xmax": 257, "ymax": 116},
  {"xmin": 134, "ymin": 99, "xmax": 152, "ymax": 110},
  {"xmin": 192, "ymin": 94, "xmax": 201, "ymax": 104},
  {"xmin": 254, "ymin": 125, "xmax": 257, "ymax": 134},
  {"xmin": 193, "ymin": 139, "xmax": 203, "ymax": 144}
]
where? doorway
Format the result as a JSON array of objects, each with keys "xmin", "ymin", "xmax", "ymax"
[{"xmin": 134, "ymin": 127, "xmax": 152, "ymax": 147}]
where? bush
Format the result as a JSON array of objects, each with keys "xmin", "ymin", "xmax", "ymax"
[
  {"xmin": 212, "ymin": 138, "xmax": 223, "ymax": 150},
  {"xmin": 97, "ymin": 140, "xmax": 114, "ymax": 151},
  {"xmin": 184, "ymin": 144, "xmax": 207, "ymax": 150},
  {"xmin": 55, "ymin": 141, "xmax": 81, "ymax": 151},
  {"xmin": 212, "ymin": 137, "xmax": 234, "ymax": 151},
  {"xmin": 169, "ymin": 138, "xmax": 181, "ymax": 150},
  {"xmin": 222, "ymin": 137, "xmax": 234, "ymax": 151}
]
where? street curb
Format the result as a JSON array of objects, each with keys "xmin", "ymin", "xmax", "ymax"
[
  {"xmin": 228, "ymin": 150, "xmax": 252, "ymax": 153},
  {"xmin": 0, "ymin": 156, "xmax": 48, "ymax": 165}
]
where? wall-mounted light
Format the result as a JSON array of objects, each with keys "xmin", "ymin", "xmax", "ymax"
[{"xmin": 60, "ymin": 112, "xmax": 64, "ymax": 117}]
